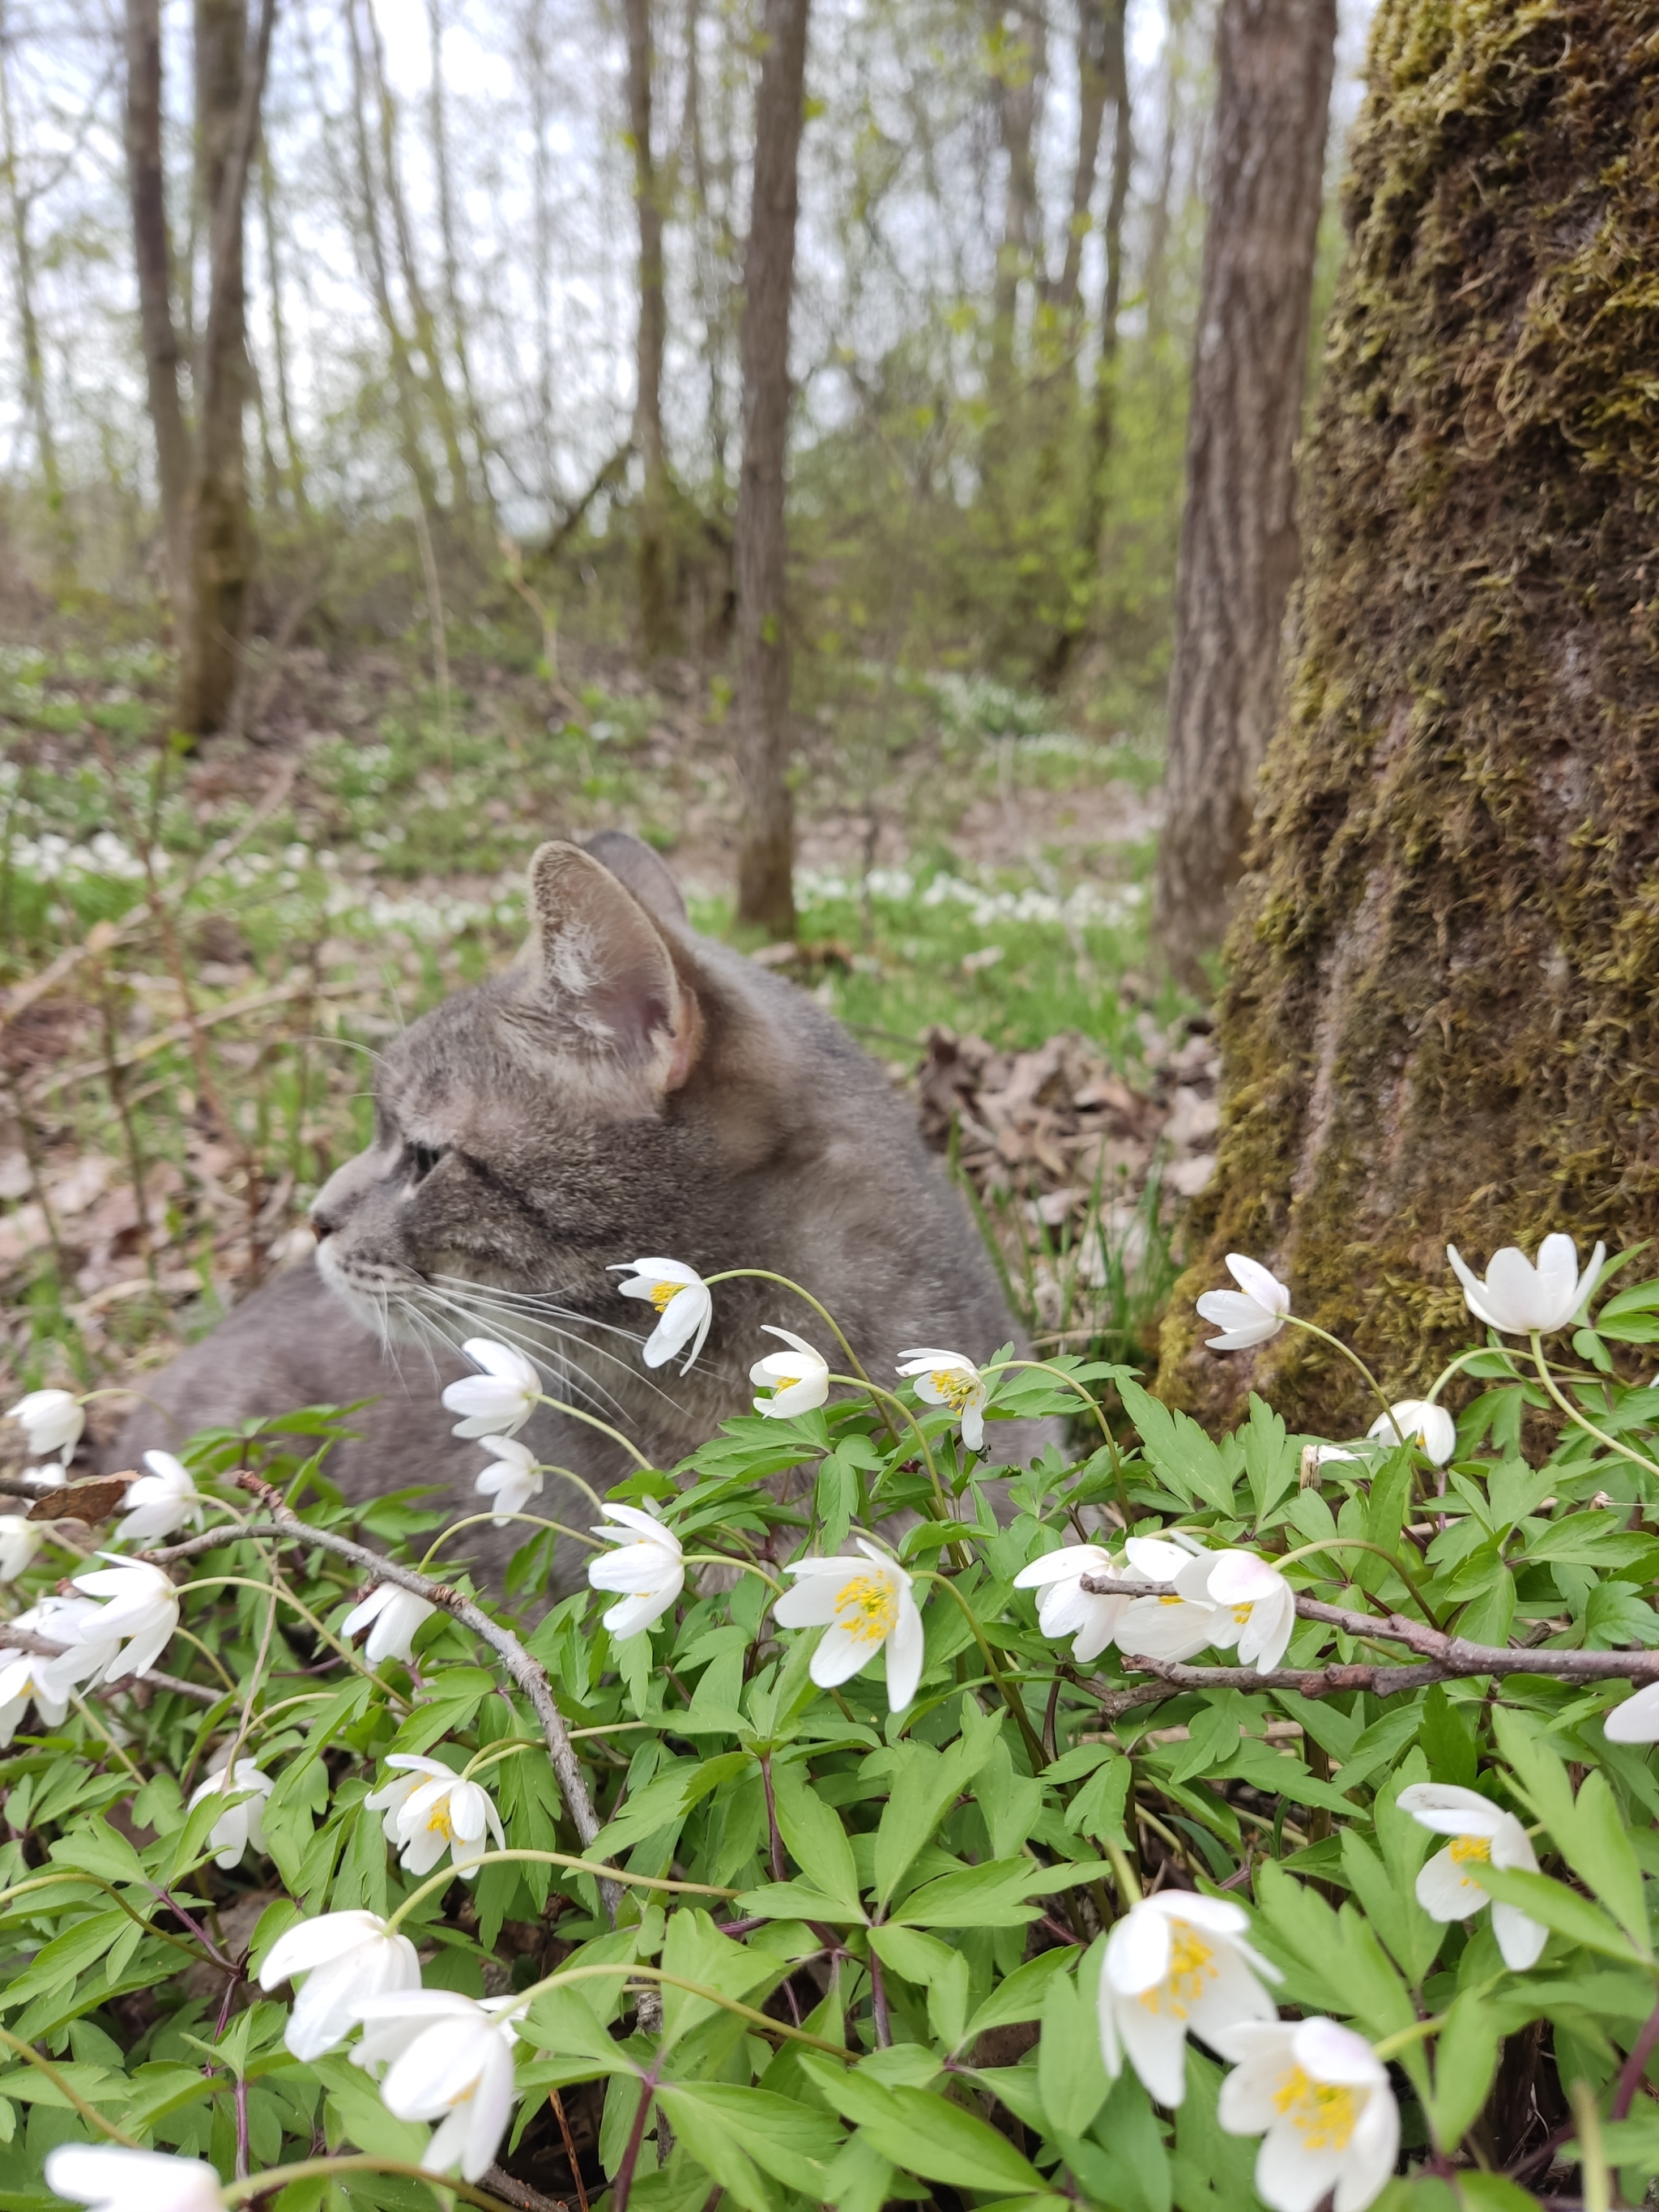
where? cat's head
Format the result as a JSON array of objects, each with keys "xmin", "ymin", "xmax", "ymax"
[{"xmin": 310, "ymin": 836, "xmax": 744, "ymax": 1345}]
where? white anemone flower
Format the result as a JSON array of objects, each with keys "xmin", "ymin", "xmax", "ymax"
[
  {"xmin": 1195, "ymin": 1257, "xmax": 1291, "ymax": 1352},
  {"xmin": 474, "ymin": 1436, "xmax": 543, "ymax": 1524},
  {"xmin": 0, "ymin": 1517, "xmax": 44, "ymax": 1583},
  {"xmin": 353, "ymin": 1988, "xmax": 523, "ymax": 2184},
  {"xmin": 258, "ymin": 1906, "xmax": 422, "ymax": 2061},
  {"xmin": 896, "ymin": 1349, "xmax": 989, "ymax": 1451},
  {"xmin": 0, "ymin": 1605, "xmax": 79, "ymax": 1745},
  {"xmin": 1604, "ymin": 1681, "xmax": 1659, "ymax": 1742},
  {"xmin": 1204, "ymin": 1551, "xmax": 1298, "ymax": 1673},
  {"xmin": 365, "ymin": 1753, "xmax": 507, "ymax": 1877},
  {"xmin": 775, "ymin": 1538, "xmax": 925, "ymax": 1712},
  {"xmin": 188, "ymin": 1751, "xmax": 275, "ymax": 1870},
  {"xmin": 46, "ymin": 1556, "xmax": 179, "ymax": 1687},
  {"xmin": 1218, "ymin": 2017, "xmax": 1400, "ymax": 2212},
  {"xmin": 340, "ymin": 1581, "xmax": 437, "ymax": 1667},
  {"xmin": 612, "ymin": 1258, "xmax": 714, "ymax": 1374},
  {"xmin": 6, "ymin": 1387, "xmax": 83, "ymax": 1461},
  {"xmin": 750, "ymin": 1326, "xmax": 831, "ymax": 1417},
  {"xmin": 586, "ymin": 1500, "xmax": 685, "ymax": 1637},
  {"xmin": 1447, "ymin": 1233, "xmax": 1605, "ymax": 1337},
  {"xmin": 116, "ymin": 1450, "xmax": 209, "ymax": 1545},
  {"xmin": 441, "ymin": 1338, "xmax": 541, "ymax": 1438},
  {"xmin": 1098, "ymin": 1892, "xmax": 1280, "ymax": 2106},
  {"xmin": 45, "ymin": 2145, "xmax": 225, "ymax": 2212},
  {"xmin": 1013, "ymin": 1536, "xmax": 1191, "ymax": 1664},
  {"xmin": 1117, "ymin": 1541, "xmax": 1225, "ymax": 1664},
  {"xmin": 1396, "ymin": 1782, "xmax": 1546, "ymax": 1968},
  {"xmin": 1367, "ymin": 1400, "xmax": 1456, "ymax": 1466}
]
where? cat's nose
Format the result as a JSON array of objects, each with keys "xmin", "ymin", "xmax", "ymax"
[{"xmin": 310, "ymin": 1202, "xmax": 338, "ymax": 1242}]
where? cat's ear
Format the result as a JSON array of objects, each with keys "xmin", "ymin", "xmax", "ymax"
[{"xmin": 518, "ymin": 840, "xmax": 702, "ymax": 1091}]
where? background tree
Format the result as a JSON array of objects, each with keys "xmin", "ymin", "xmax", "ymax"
[
  {"xmin": 733, "ymin": 0, "xmax": 811, "ymax": 940},
  {"xmin": 1158, "ymin": 0, "xmax": 1659, "ymax": 1434},
  {"xmin": 625, "ymin": 0, "xmax": 675, "ymax": 658},
  {"xmin": 1151, "ymin": 0, "xmax": 1337, "ymax": 986},
  {"xmin": 124, "ymin": 0, "xmax": 277, "ymax": 735}
]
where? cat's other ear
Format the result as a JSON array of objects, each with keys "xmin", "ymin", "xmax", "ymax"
[
  {"xmin": 518, "ymin": 841, "xmax": 702, "ymax": 1091},
  {"xmin": 579, "ymin": 829, "xmax": 688, "ymax": 924}
]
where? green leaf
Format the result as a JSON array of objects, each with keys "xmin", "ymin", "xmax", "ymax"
[
  {"xmin": 1037, "ymin": 1967, "xmax": 1108, "ymax": 2137},
  {"xmin": 659, "ymin": 1909, "xmax": 783, "ymax": 2045},
  {"xmin": 1118, "ymin": 1378, "xmax": 1238, "ymax": 1511},
  {"xmin": 773, "ymin": 1757, "xmax": 862, "ymax": 1910},
  {"xmin": 661, "ymin": 2082, "xmax": 845, "ymax": 2204},
  {"xmin": 0, "ymin": 1910, "xmax": 131, "ymax": 2015},
  {"xmin": 1454, "ymin": 2174, "xmax": 1546, "ymax": 2210},
  {"xmin": 1241, "ymin": 1394, "xmax": 1299, "ymax": 1522},
  {"xmin": 1064, "ymin": 1751, "xmax": 1132, "ymax": 1846},
  {"xmin": 868, "ymin": 1925, "xmax": 970, "ymax": 2048},
  {"xmin": 962, "ymin": 1946, "xmax": 1080, "ymax": 2042},
  {"xmin": 872, "ymin": 1721, "xmax": 1000, "ymax": 1904},
  {"xmin": 798, "ymin": 2055, "xmax": 1047, "ymax": 2194},
  {"xmin": 1555, "ymin": 1770, "xmax": 1651, "ymax": 1956},
  {"xmin": 1469, "ymin": 1864, "xmax": 1640, "ymax": 1963},
  {"xmin": 894, "ymin": 1855, "xmax": 1103, "ymax": 1929},
  {"xmin": 1426, "ymin": 1988, "xmax": 1500, "ymax": 2151}
]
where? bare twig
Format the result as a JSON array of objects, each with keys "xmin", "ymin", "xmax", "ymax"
[
  {"xmin": 1077, "ymin": 1572, "xmax": 1659, "ymax": 1712},
  {"xmin": 0, "ymin": 1625, "xmax": 219, "ymax": 1707},
  {"xmin": 482, "ymin": 2167, "xmax": 571, "ymax": 2212},
  {"xmin": 216, "ymin": 1478, "xmax": 614, "ymax": 1907},
  {"xmin": 28, "ymin": 978, "xmax": 360, "ymax": 1105}
]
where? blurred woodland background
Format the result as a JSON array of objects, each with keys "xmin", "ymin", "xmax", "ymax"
[{"xmin": 0, "ymin": 0, "xmax": 1367, "ymax": 1438}]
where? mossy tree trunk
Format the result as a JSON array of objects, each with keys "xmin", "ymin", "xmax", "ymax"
[{"xmin": 1158, "ymin": 0, "xmax": 1659, "ymax": 1436}]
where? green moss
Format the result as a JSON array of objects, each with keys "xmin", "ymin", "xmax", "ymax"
[{"xmin": 1158, "ymin": 0, "xmax": 1659, "ymax": 1433}]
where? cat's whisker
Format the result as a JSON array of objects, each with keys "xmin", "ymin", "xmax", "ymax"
[
  {"xmin": 415, "ymin": 1284, "xmax": 648, "ymax": 1428},
  {"xmin": 428, "ymin": 1273, "xmax": 656, "ymax": 1350},
  {"xmin": 438, "ymin": 1282, "xmax": 675, "ymax": 1392}
]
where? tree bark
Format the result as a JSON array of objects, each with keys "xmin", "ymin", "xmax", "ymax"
[
  {"xmin": 1051, "ymin": 0, "xmax": 1111, "ymax": 315},
  {"xmin": 175, "ymin": 0, "xmax": 275, "ymax": 736},
  {"xmin": 1151, "ymin": 0, "xmax": 1337, "ymax": 987},
  {"xmin": 983, "ymin": 1, "xmax": 1044, "ymax": 475},
  {"xmin": 732, "ymin": 0, "xmax": 811, "ymax": 939},
  {"xmin": 625, "ymin": 0, "xmax": 676, "ymax": 658},
  {"xmin": 425, "ymin": 0, "xmax": 495, "ymax": 522},
  {"xmin": 1158, "ymin": 0, "xmax": 1659, "ymax": 1435},
  {"xmin": 124, "ymin": 0, "xmax": 194, "ymax": 607},
  {"xmin": 1083, "ymin": 0, "xmax": 1130, "ymax": 554},
  {"xmin": 259, "ymin": 145, "xmax": 306, "ymax": 509}
]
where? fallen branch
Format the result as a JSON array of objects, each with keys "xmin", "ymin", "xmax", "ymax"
[
  {"xmin": 1077, "ymin": 1572, "xmax": 1659, "ymax": 1711},
  {"xmin": 0, "ymin": 1625, "xmax": 219, "ymax": 1707},
  {"xmin": 210, "ymin": 1480, "xmax": 615, "ymax": 1912}
]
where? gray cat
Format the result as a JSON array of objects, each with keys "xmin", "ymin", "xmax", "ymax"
[{"xmin": 109, "ymin": 833, "xmax": 1043, "ymax": 1590}]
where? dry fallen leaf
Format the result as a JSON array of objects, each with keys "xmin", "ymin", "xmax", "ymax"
[{"xmin": 29, "ymin": 1477, "xmax": 131, "ymax": 1524}]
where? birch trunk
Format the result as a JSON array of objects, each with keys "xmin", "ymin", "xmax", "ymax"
[
  {"xmin": 625, "ymin": 0, "xmax": 676, "ymax": 658},
  {"xmin": 124, "ymin": 0, "xmax": 193, "ymax": 607}
]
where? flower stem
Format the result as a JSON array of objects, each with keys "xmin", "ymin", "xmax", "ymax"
[
  {"xmin": 1273, "ymin": 1536, "xmax": 1439, "ymax": 1628},
  {"xmin": 682, "ymin": 1550, "xmax": 784, "ymax": 1593},
  {"xmin": 0, "ymin": 2026, "xmax": 139, "ymax": 2143},
  {"xmin": 220, "ymin": 2154, "xmax": 522, "ymax": 2212},
  {"xmin": 1528, "ymin": 1333, "xmax": 1659, "ymax": 1484},
  {"xmin": 829, "ymin": 1374, "xmax": 952, "ymax": 1522},
  {"xmin": 385, "ymin": 1848, "xmax": 736, "ymax": 1933},
  {"xmin": 703, "ymin": 1268, "xmax": 874, "ymax": 1390},
  {"xmin": 418, "ymin": 1510, "xmax": 602, "ymax": 1572},
  {"xmin": 531, "ymin": 1393, "xmax": 654, "ymax": 1470},
  {"xmin": 911, "ymin": 1568, "xmax": 1047, "ymax": 1767},
  {"xmin": 1283, "ymin": 1316, "xmax": 1398, "ymax": 1425}
]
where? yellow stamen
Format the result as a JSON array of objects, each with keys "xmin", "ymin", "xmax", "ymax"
[
  {"xmin": 1449, "ymin": 1833, "xmax": 1491, "ymax": 1867},
  {"xmin": 1137, "ymin": 1920, "xmax": 1216, "ymax": 2020},
  {"xmin": 1158, "ymin": 1594, "xmax": 1185, "ymax": 1609},
  {"xmin": 427, "ymin": 1797, "xmax": 454, "ymax": 1839},
  {"xmin": 1232, "ymin": 1603, "xmax": 1253, "ymax": 1624},
  {"xmin": 834, "ymin": 1573, "xmax": 898, "ymax": 1645},
  {"xmin": 930, "ymin": 1368, "xmax": 979, "ymax": 1412},
  {"xmin": 1273, "ymin": 2066, "xmax": 1359, "ymax": 2152},
  {"xmin": 649, "ymin": 1281, "xmax": 684, "ymax": 1313}
]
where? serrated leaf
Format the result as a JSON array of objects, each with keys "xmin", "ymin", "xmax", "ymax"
[{"xmin": 798, "ymin": 2055, "xmax": 1046, "ymax": 2193}]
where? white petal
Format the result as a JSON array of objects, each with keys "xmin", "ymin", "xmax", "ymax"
[
  {"xmin": 1111, "ymin": 1986, "xmax": 1191, "ymax": 2107},
  {"xmin": 1605, "ymin": 1681, "xmax": 1659, "ymax": 1742},
  {"xmin": 1491, "ymin": 1901, "xmax": 1548, "ymax": 1971},
  {"xmin": 1254, "ymin": 2122, "xmax": 1346, "ymax": 2212},
  {"xmin": 1414, "ymin": 1847, "xmax": 1488, "ymax": 1921},
  {"xmin": 1226, "ymin": 1255, "xmax": 1290, "ymax": 1314},
  {"xmin": 1105, "ymin": 1900, "xmax": 1172, "ymax": 1996},
  {"xmin": 809, "ymin": 1620, "xmax": 884, "ymax": 1688},
  {"xmin": 884, "ymin": 1592, "xmax": 925, "ymax": 1712},
  {"xmin": 1014, "ymin": 1543, "xmax": 1112, "ymax": 1590}
]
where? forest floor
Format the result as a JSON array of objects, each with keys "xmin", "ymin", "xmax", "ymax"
[{"xmin": 0, "ymin": 603, "xmax": 1213, "ymax": 1465}]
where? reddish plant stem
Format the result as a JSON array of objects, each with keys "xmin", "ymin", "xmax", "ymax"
[{"xmin": 610, "ymin": 2066, "xmax": 659, "ymax": 2212}]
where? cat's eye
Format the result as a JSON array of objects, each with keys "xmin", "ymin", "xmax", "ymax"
[{"xmin": 405, "ymin": 1142, "xmax": 446, "ymax": 1184}]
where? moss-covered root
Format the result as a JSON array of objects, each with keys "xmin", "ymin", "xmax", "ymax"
[{"xmin": 1157, "ymin": 0, "xmax": 1659, "ymax": 1434}]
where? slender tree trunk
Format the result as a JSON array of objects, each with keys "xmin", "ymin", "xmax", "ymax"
[
  {"xmin": 625, "ymin": 0, "xmax": 675, "ymax": 658},
  {"xmin": 681, "ymin": 0, "xmax": 729, "ymax": 509},
  {"xmin": 360, "ymin": 0, "xmax": 472, "ymax": 522},
  {"xmin": 176, "ymin": 0, "xmax": 274, "ymax": 735},
  {"xmin": 1143, "ymin": 0, "xmax": 1190, "ymax": 352},
  {"xmin": 1158, "ymin": 0, "xmax": 1659, "ymax": 1435},
  {"xmin": 1085, "ymin": 0, "xmax": 1132, "ymax": 539},
  {"xmin": 259, "ymin": 145, "xmax": 306, "ymax": 509},
  {"xmin": 0, "ymin": 1, "xmax": 71, "ymax": 575},
  {"xmin": 425, "ymin": 0, "xmax": 494, "ymax": 519},
  {"xmin": 732, "ymin": 0, "xmax": 811, "ymax": 938},
  {"xmin": 343, "ymin": 0, "xmax": 441, "ymax": 518},
  {"xmin": 1052, "ymin": 0, "xmax": 1111, "ymax": 314},
  {"xmin": 983, "ymin": 0, "xmax": 1043, "ymax": 470},
  {"xmin": 124, "ymin": 0, "xmax": 193, "ymax": 607},
  {"xmin": 1152, "ymin": 0, "xmax": 1337, "ymax": 985}
]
